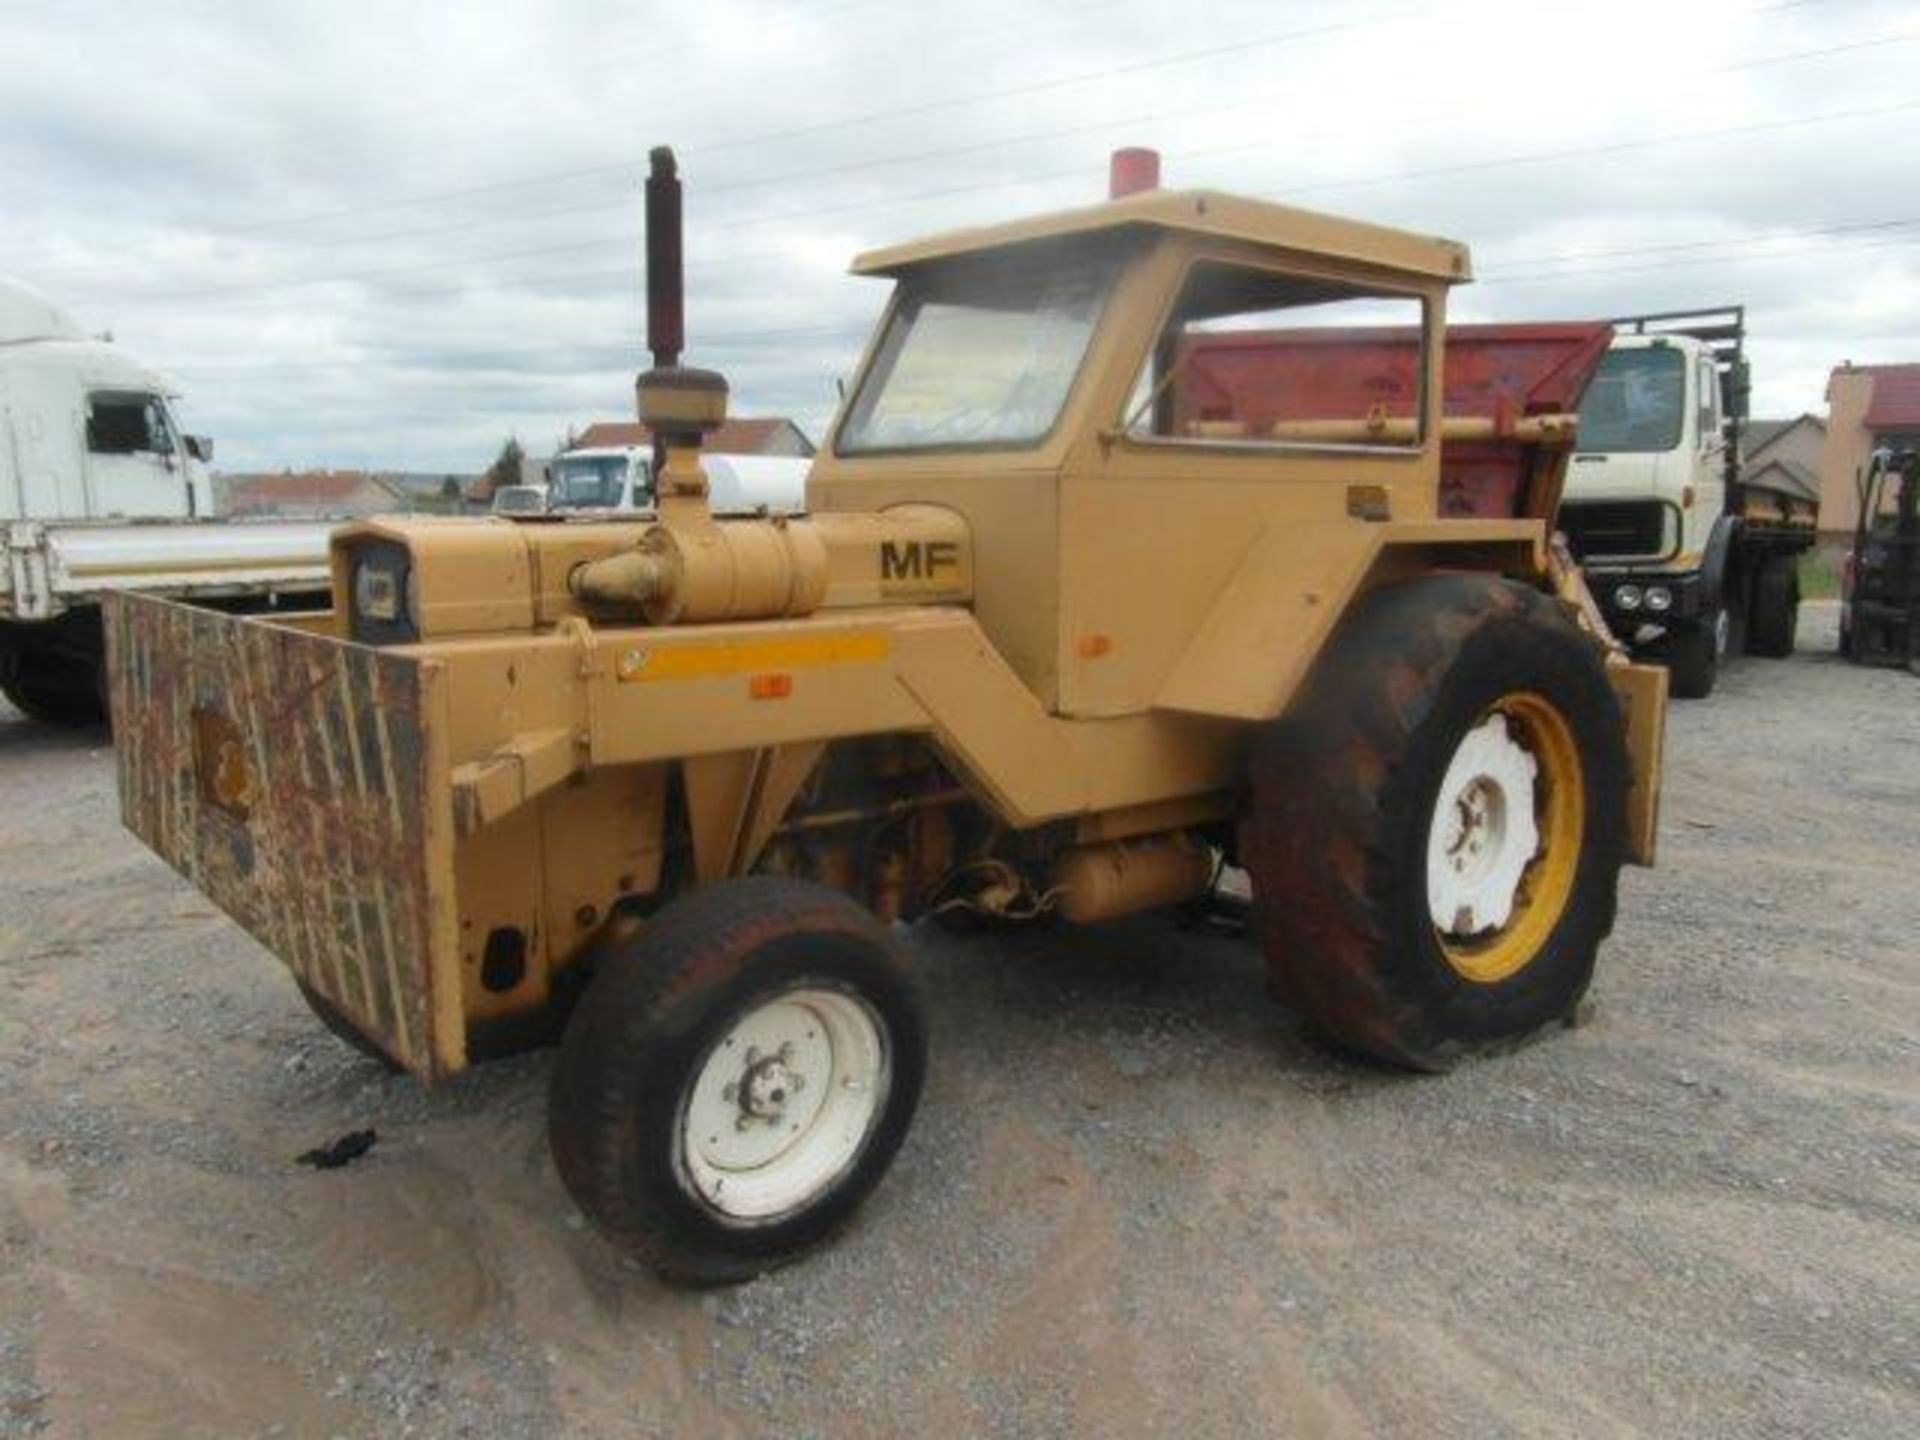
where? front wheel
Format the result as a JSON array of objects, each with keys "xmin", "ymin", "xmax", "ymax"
[
  {"xmin": 1662, "ymin": 610, "xmax": 1722, "ymax": 699},
  {"xmin": 549, "ymin": 877, "xmax": 926, "ymax": 1285},
  {"xmin": 0, "ymin": 663, "xmax": 105, "ymax": 727},
  {"xmin": 1240, "ymin": 576, "xmax": 1627, "ymax": 1071}
]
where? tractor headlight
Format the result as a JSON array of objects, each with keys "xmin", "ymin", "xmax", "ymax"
[
  {"xmin": 1614, "ymin": 584, "xmax": 1644, "ymax": 612},
  {"xmin": 354, "ymin": 562, "xmax": 401, "ymax": 622},
  {"xmin": 1643, "ymin": 585, "xmax": 1673, "ymax": 613},
  {"xmin": 346, "ymin": 540, "xmax": 420, "ymax": 645}
]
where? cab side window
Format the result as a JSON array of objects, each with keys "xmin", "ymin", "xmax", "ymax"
[
  {"xmin": 1125, "ymin": 264, "xmax": 1426, "ymax": 449},
  {"xmin": 1697, "ymin": 358, "xmax": 1719, "ymax": 450},
  {"xmin": 87, "ymin": 392, "xmax": 174, "ymax": 456}
]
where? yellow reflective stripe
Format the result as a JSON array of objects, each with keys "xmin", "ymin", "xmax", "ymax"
[{"xmin": 616, "ymin": 630, "xmax": 890, "ymax": 683}]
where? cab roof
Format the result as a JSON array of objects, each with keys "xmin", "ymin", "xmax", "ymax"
[{"xmin": 851, "ymin": 187, "xmax": 1473, "ymax": 283}]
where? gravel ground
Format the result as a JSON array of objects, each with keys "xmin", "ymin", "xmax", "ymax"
[{"xmin": 1, "ymin": 601, "xmax": 1916, "ymax": 1438}]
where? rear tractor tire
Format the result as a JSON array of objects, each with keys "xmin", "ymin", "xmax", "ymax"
[
  {"xmin": 1239, "ymin": 575, "xmax": 1628, "ymax": 1071},
  {"xmin": 548, "ymin": 876, "xmax": 926, "ymax": 1285}
]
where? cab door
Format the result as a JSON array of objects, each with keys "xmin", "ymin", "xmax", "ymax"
[
  {"xmin": 84, "ymin": 389, "xmax": 192, "ymax": 518},
  {"xmin": 1689, "ymin": 354, "xmax": 1726, "ymax": 548}
]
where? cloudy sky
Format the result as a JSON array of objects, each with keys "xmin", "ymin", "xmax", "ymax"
[{"xmin": 3, "ymin": 0, "xmax": 1915, "ymax": 473}]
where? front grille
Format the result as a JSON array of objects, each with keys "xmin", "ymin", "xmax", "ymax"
[{"xmin": 1558, "ymin": 500, "xmax": 1669, "ymax": 561}]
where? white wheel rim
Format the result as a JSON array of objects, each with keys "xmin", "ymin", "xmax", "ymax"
[
  {"xmin": 678, "ymin": 986, "xmax": 888, "ymax": 1222},
  {"xmin": 1427, "ymin": 712, "xmax": 1541, "ymax": 938}
]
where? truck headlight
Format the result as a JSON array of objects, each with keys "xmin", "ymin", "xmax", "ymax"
[
  {"xmin": 1614, "ymin": 584, "xmax": 1644, "ymax": 612},
  {"xmin": 1643, "ymin": 585, "xmax": 1673, "ymax": 613}
]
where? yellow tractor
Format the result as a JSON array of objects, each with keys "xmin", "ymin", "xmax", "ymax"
[{"xmin": 107, "ymin": 148, "xmax": 1665, "ymax": 1282}]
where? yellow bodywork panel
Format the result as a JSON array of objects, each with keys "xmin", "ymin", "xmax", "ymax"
[
  {"xmin": 105, "ymin": 167, "xmax": 1669, "ymax": 1086},
  {"xmin": 1610, "ymin": 660, "xmax": 1669, "ymax": 867}
]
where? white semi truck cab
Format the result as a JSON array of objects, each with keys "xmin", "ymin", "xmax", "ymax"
[
  {"xmin": 1, "ymin": 279, "xmax": 216, "ymax": 521},
  {"xmin": 1559, "ymin": 307, "xmax": 1814, "ymax": 697},
  {"xmin": 522, "ymin": 444, "xmax": 807, "ymax": 516},
  {"xmin": 1, "ymin": 277, "xmax": 332, "ymax": 724}
]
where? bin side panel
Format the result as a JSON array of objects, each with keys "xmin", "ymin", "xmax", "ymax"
[{"xmin": 105, "ymin": 591, "xmax": 444, "ymax": 1076}]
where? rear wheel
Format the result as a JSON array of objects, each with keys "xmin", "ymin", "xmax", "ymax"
[
  {"xmin": 0, "ymin": 620, "xmax": 107, "ymax": 728},
  {"xmin": 549, "ymin": 876, "xmax": 926, "ymax": 1285},
  {"xmin": 1745, "ymin": 556, "xmax": 1799, "ymax": 658},
  {"xmin": 1239, "ymin": 575, "xmax": 1627, "ymax": 1071},
  {"xmin": 0, "ymin": 661, "xmax": 105, "ymax": 727}
]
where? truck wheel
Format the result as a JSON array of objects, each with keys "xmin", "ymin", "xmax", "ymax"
[
  {"xmin": 1662, "ymin": 612, "xmax": 1721, "ymax": 699},
  {"xmin": 1745, "ymin": 557, "xmax": 1799, "ymax": 658},
  {"xmin": 549, "ymin": 876, "xmax": 926, "ymax": 1285},
  {"xmin": 0, "ymin": 665, "xmax": 105, "ymax": 727},
  {"xmin": 1239, "ymin": 575, "xmax": 1627, "ymax": 1071}
]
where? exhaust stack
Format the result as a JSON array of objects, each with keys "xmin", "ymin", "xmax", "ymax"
[
  {"xmin": 632, "ymin": 147, "xmax": 728, "ymax": 516},
  {"xmin": 645, "ymin": 146, "xmax": 685, "ymax": 370}
]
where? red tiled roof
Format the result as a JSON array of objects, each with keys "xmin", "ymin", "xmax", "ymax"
[
  {"xmin": 570, "ymin": 417, "xmax": 800, "ymax": 454},
  {"xmin": 1861, "ymin": 364, "xmax": 1920, "ymax": 429}
]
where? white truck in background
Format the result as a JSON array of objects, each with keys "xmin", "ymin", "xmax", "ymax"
[
  {"xmin": 495, "ymin": 444, "xmax": 808, "ymax": 518},
  {"xmin": 1558, "ymin": 307, "xmax": 1817, "ymax": 697},
  {"xmin": 1, "ymin": 277, "xmax": 332, "ymax": 724}
]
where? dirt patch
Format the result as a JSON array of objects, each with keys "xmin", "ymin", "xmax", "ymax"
[{"xmin": 1, "ymin": 605, "xmax": 1915, "ymax": 1437}]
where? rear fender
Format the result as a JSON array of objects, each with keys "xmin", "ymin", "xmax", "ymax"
[{"xmin": 1154, "ymin": 520, "xmax": 1544, "ymax": 723}]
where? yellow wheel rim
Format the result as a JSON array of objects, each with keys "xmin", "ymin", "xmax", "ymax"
[{"xmin": 1429, "ymin": 691, "xmax": 1585, "ymax": 985}]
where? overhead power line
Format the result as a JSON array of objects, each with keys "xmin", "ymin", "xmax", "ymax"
[
  {"xmin": 158, "ymin": 218, "xmax": 1920, "ymax": 381},
  {"xmin": 186, "ymin": 7, "xmax": 1430, "ymax": 242},
  {"xmin": 70, "ymin": 91, "xmax": 1920, "ymax": 313},
  {"xmin": 1477, "ymin": 214, "xmax": 1920, "ymax": 278},
  {"xmin": 1478, "ymin": 228, "xmax": 1920, "ymax": 285},
  {"xmin": 1275, "ymin": 97, "xmax": 1920, "ymax": 199},
  {"xmin": 36, "ymin": 22, "xmax": 1909, "ymax": 279},
  {"xmin": 26, "ymin": 12, "xmax": 1908, "ymax": 293}
]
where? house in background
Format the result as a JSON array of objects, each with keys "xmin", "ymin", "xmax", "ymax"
[
  {"xmin": 1740, "ymin": 413, "xmax": 1825, "ymax": 514},
  {"xmin": 380, "ymin": 470, "xmax": 478, "ymax": 513},
  {"xmin": 1820, "ymin": 363, "xmax": 1920, "ymax": 539},
  {"xmin": 221, "ymin": 470, "xmax": 404, "ymax": 519},
  {"xmin": 569, "ymin": 416, "xmax": 814, "ymax": 457}
]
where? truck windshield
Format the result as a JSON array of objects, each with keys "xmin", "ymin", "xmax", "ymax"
[
  {"xmin": 1576, "ymin": 346, "xmax": 1686, "ymax": 454},
  {"xmin": 550, "ymin": 456, "xmax": 630, "ymax": 509},
  {"xmin": 837, "ymin": 239, "xmax": 1126, "ymax": 453}
]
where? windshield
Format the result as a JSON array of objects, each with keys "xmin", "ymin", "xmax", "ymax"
[
  {"xmin": 550, "ymin": 455, "xmax": 633, "ymax": 509},
  {"xmin": 1576, "ymin": 346, "xmax": 1687, "ymax": 454},
  {"xmin": 493, "ymin": 487, "xmax": 546, "ymax": 514},
  {"xmin": 837, "ymin": 239, "xmax": 1126, "ymax": 453}
]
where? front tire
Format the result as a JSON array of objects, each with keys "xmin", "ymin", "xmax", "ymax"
[
  {"xmin": 1662, "ymin": 612, "xmax": 1721, "ymax": 699},
  {"xmin": 549, "ymin": 877, "xmax": 926, "ymax": 1285},
  {"xmin": 1239, "ymin": 576, "xmax": 1627, "ymax": 1071}
]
